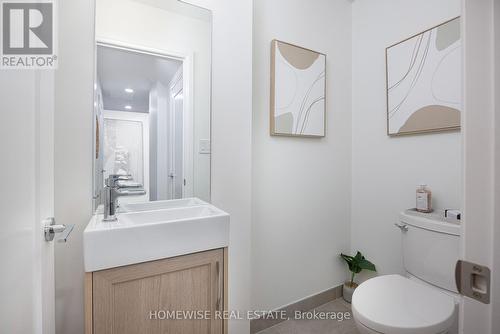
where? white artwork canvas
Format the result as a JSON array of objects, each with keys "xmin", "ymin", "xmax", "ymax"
[
  {"xmin": 386, "ymin": 17, "xmax": 461, "ymax": 136},
  {"xmin": 103, "ymin": 118, "xmax": 144, "ymax": 184},
  {"xmin": 271, "ymin": 40, "xmax": 326, "ymax": 137}
]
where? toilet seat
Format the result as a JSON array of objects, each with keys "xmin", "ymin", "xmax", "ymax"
[{"xmin": 352, "ymin": 275, "xmax": 456, "ymax": 334}]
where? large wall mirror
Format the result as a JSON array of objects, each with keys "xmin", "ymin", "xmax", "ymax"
[{"xmin": 93, "ymin": 0, "xmax": 212, "ymax": 210}]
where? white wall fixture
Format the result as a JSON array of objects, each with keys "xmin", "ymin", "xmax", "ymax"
[
  {"xmin": 270, "ymin": 40, "xmax": 326, "ymax": 137},
  {"xmin": 386, "ymin": 17, "xmax": 462, "ymax": 136}
]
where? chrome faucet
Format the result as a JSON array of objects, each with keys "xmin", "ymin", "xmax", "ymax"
[{"xmin": 103, "ymin": 174, "xmax": 146, "ymax": 221}]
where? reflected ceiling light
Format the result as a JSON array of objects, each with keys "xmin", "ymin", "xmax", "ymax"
[
  {"xmin": 125, "ymin": 105, "xmax": 132, "ymax": 110},
  {"xmin": 125, "ymin": 88, "xmax": 134, "ymax": 93}
]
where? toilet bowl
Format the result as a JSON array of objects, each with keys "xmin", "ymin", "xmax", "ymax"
[
  {"xmin": 352, "ymin": 275, "xmax": 457, "ymax": 334},
  {"xmin": 352, "ymin": 210, "xmax": 461, "ymax": 334}
]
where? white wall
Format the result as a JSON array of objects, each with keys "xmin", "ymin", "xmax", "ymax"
[
  {"xmin": 184, "ymin": 1, "xmax": 254, "ymax": 333},
  {"xmin": 252, "ymin": 0, "xmax": 352, "ymax": 311},
  {"xmin": 351, "ymin": 0, "xmax": 462, "ymax": 279},
  {"xmin": 96, "ymin": 0, "xmax": 212, "ymax": 201}
]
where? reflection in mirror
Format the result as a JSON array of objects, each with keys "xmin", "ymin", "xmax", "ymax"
[{"xmin": 93, "ymin": 0, "xmax": 212, "ymax": 211}]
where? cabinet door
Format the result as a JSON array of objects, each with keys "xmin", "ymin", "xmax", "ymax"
[{"xmin": 93, "ymin": 249, "xmax": 223, "ymax": 334}]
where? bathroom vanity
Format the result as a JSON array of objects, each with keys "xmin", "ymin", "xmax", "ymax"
[
  {"xmin": 88, "ymin": 2, "xmax": 220, "ymax": 332},
  {"xmin": 83, "ymin": 200, "xmax": 230, "ymax": 334}
]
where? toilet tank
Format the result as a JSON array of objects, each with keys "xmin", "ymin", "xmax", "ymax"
[{"xmin": 400, "ymin": 210, "xmax": 461, "ymax": 293}]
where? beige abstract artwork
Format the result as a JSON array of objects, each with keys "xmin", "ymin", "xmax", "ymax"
[
  {"xmin": 386, "ymin": 17, "xmax": 462, "ymax": 136},
  {"xmin": 270, "ymin": 40, "xmax": 326, "ymax": 137}
]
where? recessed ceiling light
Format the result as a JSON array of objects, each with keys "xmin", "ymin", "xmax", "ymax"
[
  {"xmin": 125, "ymin": 105, "xmax": 132, "ymax": 110},
  {"xmin": 124, "ymin": 88, "xmax": 134, "ymax": 93}
]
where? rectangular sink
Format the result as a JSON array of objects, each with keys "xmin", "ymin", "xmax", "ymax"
[
  {"xmin": 84, "ymin": 202, "xmax": 229, "ymax": 272},
  {"xmin": 119, "ymin": 197, "xmax": 208, "ymax": 213},
  {"xmin": 119, "ymin": 206, "xmax": 219, "ymax": 226}
]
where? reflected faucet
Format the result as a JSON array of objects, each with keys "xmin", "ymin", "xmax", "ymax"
[{"xmin": 103, "ymin": 174, "xmax": 146, "ymax": 222}]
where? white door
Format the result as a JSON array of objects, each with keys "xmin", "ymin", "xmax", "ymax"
[
  {"xmin": 461, "ymin": 1, "xmax": 499, "ymax": 333},
  {"xmin": 169, "ymin": 75, "xmax": 184, "ymax": 199},
  {"xmin": 0, "ymin": 71, "xmax": 56, "ymax": 333}
]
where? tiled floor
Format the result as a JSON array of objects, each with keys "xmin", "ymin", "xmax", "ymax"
[{"xmin": 257, "ymin": 299, "xmax": 360, "ymax": 334}]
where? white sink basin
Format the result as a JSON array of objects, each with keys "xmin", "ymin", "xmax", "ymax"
[
  {"xmin": 83, "ymin": 203, "xmax": 229, "ymax": 272},
  {"xmin": 119, "ymin": 197, "xmax": 208, "ymax": 213}
]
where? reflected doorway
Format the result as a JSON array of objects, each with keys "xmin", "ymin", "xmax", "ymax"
[{"xmin": 94, "ymin": 44, "xmax": 194, "ymax": 208}]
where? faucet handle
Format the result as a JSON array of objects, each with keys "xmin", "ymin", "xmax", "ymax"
[
  {"xmin": 115, "ymin": 180, "xmax": 143, "ymax": 188},
  {"xmin": 111, "ymin": 174, "xmax": 132, "ymax": 180},
  {"xmin": 115, "ymin": 188, "xmax": 147, "ymax": 196},
  {"xmin": 106, "ymin": 174, "xmax": 133, "ymax": 186}
]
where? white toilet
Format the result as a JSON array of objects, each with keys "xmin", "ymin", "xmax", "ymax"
[{"xmin": 352, "ymin": 210, "xmax": 461, "ymax": 334}]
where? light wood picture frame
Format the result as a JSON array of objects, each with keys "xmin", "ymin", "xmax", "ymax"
[
  {"xmin": 386, "ymin": 17, "xmax": 462, "ymax": 136},
  {"xmin": 270, "ymin": 40, "xmax": 326, "ymax": 138}
]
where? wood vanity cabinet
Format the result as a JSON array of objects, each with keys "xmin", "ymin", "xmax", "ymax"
[{"xmin": 85, "ymin": 248, "xmax": 228, "ymax": 334}]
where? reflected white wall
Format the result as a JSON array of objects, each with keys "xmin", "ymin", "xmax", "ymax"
[
  {"xmin": 155, "ymin": 81, "xmax": 170, "ymax": 200},
  {"xmin": 149, "ymin": 86, "xmax": 158, "ymax": 200}
]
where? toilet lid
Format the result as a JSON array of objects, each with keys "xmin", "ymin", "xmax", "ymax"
[{"xmin": 351, "ymin": 275, "xmax": 456, "ymax": 334}]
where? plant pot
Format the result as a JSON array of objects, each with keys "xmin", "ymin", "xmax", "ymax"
[{"xmin": 342, "ymin": 281, "xmax": 358, "ymax": 303}]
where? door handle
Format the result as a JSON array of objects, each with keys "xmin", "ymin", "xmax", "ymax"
[
  {"xmin": 44, "ymin": 217, "xmax": 74, "ymax": 243},
  {"xmin": 394, "ymin": 222, "xmax": 409, "ymax": 232},
  {"xmin": 216, "ymin": 261, "xmax": 222, "ymax": 311}
]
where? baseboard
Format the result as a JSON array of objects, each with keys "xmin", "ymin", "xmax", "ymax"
[{"xmin": 249, "ymin": 284, "xmax": 343, "ymax": 334}]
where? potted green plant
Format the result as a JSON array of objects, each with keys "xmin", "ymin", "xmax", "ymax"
[{"xmin": 340, "ymin": 251, "xmax": 376, "ymax": 303}]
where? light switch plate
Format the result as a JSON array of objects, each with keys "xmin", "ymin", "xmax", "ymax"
[{"xmin": 199, "ymin": 139, "xmax": 211, "ymax": 154}]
